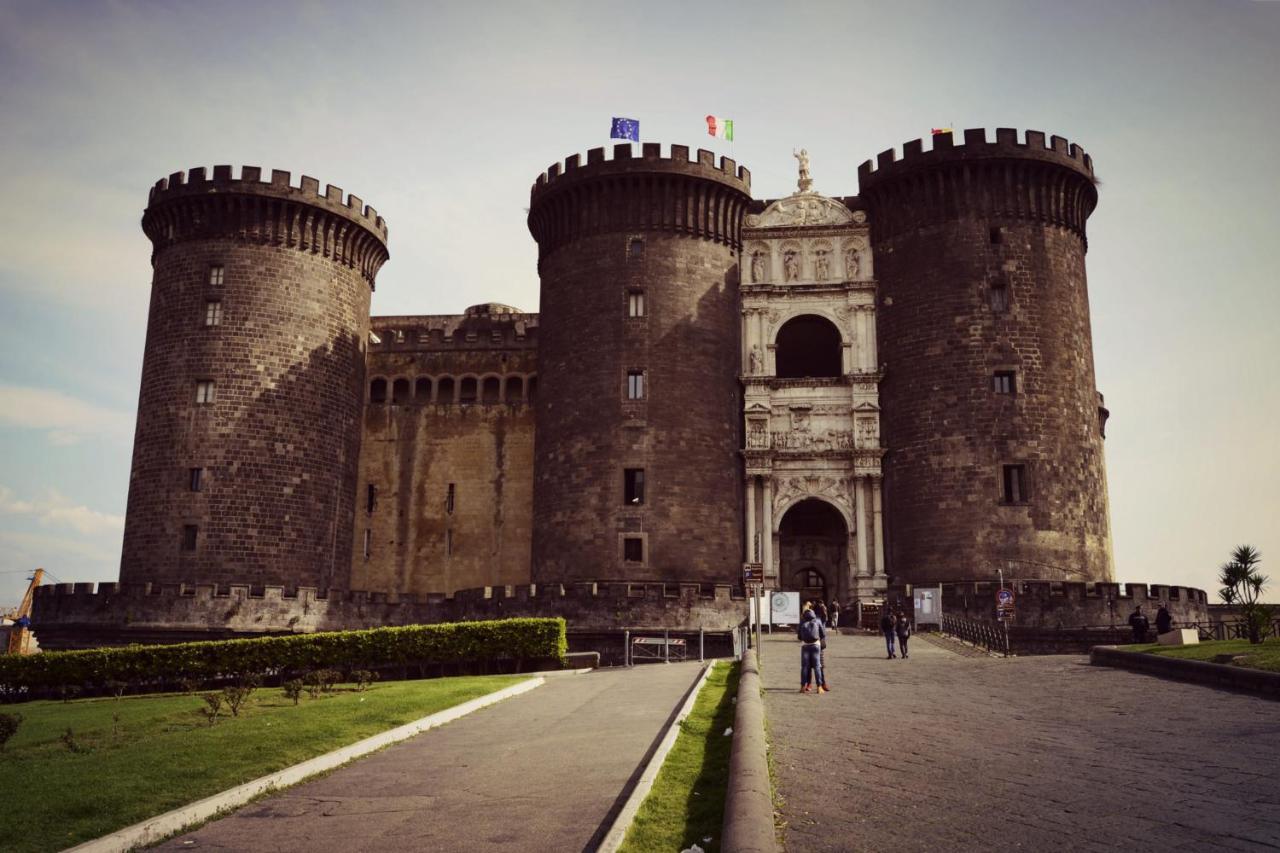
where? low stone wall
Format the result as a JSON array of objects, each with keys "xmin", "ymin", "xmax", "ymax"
[
  {"xmin": 1090, "ymin": 646, "xmax": 1280, "ymax": 699},
  {"xmin": 912, "ymin": 580, "xmax": 1210, "ymax": 629},
  {"xmin": 31, "ymin": 580, "xmax": 750, "ymax": 651}
]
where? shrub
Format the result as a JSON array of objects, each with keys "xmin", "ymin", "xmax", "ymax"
[
  {"xmin": 281, "ymin": 679, "xmax": 303, "ymax": 705},
  {"xmin": 222, "ymin": 683, "xmax": 255, "ymax": 717},
  {"xmin": 0, "ymin": 618, "xmax": 566, "ymax": 696},
  {"xmin": 352, "ymin": 670, "xmax": 378, "ymax": 692},
  {"xmin": 303, "ymin": 669, "xmax": 340, "ymax": 699},
  {"xmin": 200, "ymin": 693, "xmax": 223, "ymax": 726},
  {"xmin": 0, "ymin": 712, "xmax": 21, "ymax": 751}
]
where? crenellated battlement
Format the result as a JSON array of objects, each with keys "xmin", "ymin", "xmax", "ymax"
[
  {"xmin": 921, "ymin": 579, "xmax": 1210, "ymax": 629},
  {"xmin": 527, "ymin": 142, "xmax": 754, "ymax": 258},
  {"xmin": 148, "ymin": 165, "xmax": 388, "ymax": 238},
  {"xmin": 142, "ymin": 165, "xmax": 389, "ymax": 284},
  {"xmin": 857, "ymin": 129, "xmax": 1098, "ymax": 244},
  {"xmin": 531, "ymin": 142, "xmax": 750, "ymax": 199},
  {"xmin": 858, "ymin": 128, "xmax": 1093, "ymax": 184}
]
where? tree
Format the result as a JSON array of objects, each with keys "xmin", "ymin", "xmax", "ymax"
[{"xmin": 1218, "ymin": 545, "xmax": 1272, "ymax": 645}]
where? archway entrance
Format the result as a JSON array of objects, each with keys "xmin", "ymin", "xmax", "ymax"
[{"xmin": 778, "ymin": 498, "xmax": 849, "ymax": 608}]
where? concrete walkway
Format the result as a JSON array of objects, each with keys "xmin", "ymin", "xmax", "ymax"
[
  {"xmin": 762, "ymin": 631, "xmax": 1280, "ymax": 852},
  {"xmin": 157, "ymin": 663, "xmax": 707, "ymax": 853}
]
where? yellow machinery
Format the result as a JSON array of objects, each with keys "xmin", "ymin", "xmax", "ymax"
[{"xmin": 4, "ymin": 568, "xmax": 43, "ymax": 655}]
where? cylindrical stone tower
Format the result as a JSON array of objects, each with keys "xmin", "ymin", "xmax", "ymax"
[
  {"xmin": 527, "ymin": 143, "xmax": 752, "ymax": 583},
  {"xmin": 123, "ymin": 166, "xmax": 389, "ymax": 591},
  {"xmin": 858, "ymin": 129, "xmax": 1113, "ymax": 583}
]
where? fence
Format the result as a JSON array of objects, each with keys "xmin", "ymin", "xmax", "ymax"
[{"xmin": 942, "ymin": 613, "xmax": 1009, "ymax": 656}]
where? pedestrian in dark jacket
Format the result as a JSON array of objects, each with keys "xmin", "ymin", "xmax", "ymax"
[
  {"xmin": 797, "ymin": 609, "xmax": 827, "ymax": 693},
  {"xmin": 879, "ymin": 610, "xmax": 897, "ymax": 659},
  {"xmin": 814, "ymin": 600, "xmax": 829, "ymax": 627},
  {"xmin": 1155, "ymin": 605, "xmax": 1174, "ymax": 635},
  {"xmin": 1128, "ymin": 606, "xmax": 1150, "ymax": 643},
  {"xmin": 895, "ymin": 609, "xmax": 912, "ymax": 659}
]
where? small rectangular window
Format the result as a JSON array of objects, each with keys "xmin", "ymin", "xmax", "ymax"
[
  {"xmin": 204, "ymin": 300, "xmax": 222, "ymax": 327},
  {"xmin": 989, "ymin": 283, "xmax": 1009, "ymax": 313},
  {"xmin": 189, "ymin": 467, "xmax": 203, "ymax": 492},
  {"xmin": 623, "ymin": 537, "xmax": 644, "ymax": 563},
  {"xmin": 366, "ymin": 483, "xmax": 377, "ymax": 514},
  {"xmin": 181, "ymin": 524, "xmax": 198, "ymax": 551},
  {"xmin": 624, "ymin": 468, "xmax": 645, "ymax": 505},
  {"xmin": 208, "ymin": 265, "xmax": 224, "ymax": 286},
  {"xmin": 628, "ymin": 291, "xmax": 645, "ymax": 318},
  {"xmin": 195, "ymin": 380, "xmax": 216, "ymax": 404},
  {"xmin": 1002, "ymin": 464, "xmax": 1028, "ymax": 503},
  {"xmin": 993, "ymin": 371, "xmax": 1016, "ymax": 395},
  {"xmin": 363, "ymin": 528, "xmax": 372, "ymax": 559},
  {"xmin": 989, "ymin": 226, "xmax": 1003, "ymax": 245},
  {"xmin": 628, "ymin": 237, "xmax": 645, "ymax": 259},
  {"xmin": 446, "ymin": 483, "xmax": 455, "ymax": 515},
  {"xmin": 626, "ymin": 370, "xmax": 645, "ymax": 400}
]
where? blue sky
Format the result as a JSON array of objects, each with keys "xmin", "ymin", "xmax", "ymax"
[{"xmin": 1, "ymin": 0, "xmax": 1277, "ymax": 607}]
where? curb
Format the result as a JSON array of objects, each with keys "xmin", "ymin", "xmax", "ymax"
[
  {"xmin": 597, "ymin": 661, "xmax": 716, "ymax": 853},
  {"xmin": 1090, "ymin": 646, "xmax": 1280, "ymax": 699},
  {"xmin": 721, "ymin": 651, "xmax": 779, "ymax": 853},
  {"xmin": 68, "ymin": 676, "xmax": 546, "ymax": 852}
]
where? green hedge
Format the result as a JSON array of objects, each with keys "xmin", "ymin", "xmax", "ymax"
[{"xmin": 0, "ymin": 618, "xmax": 567, "ymax": 692}]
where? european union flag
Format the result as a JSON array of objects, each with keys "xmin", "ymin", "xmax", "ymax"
[{"xmin": 611, "ymin": 117, "xmax": 639, "ymax": 142}]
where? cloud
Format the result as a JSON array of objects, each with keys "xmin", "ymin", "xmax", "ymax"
[
  {"xmin": 0, "ymin": 384, "xmax": 133, "ymax": 445},
  {"xmin": 0, "ymin": 485, "xmax": 124, "ymax": 536}
]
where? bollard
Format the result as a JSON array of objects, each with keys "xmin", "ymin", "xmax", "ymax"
[
  {"xmin": 664, "ymin": 628, "xmax": 670, "ymax": 663},
  {"xmin": 624, "ymin": 629, "xmax": 630, "ymax": 667},
  {"xmin": 699, "ymin": 626, "xmax": 705, "ymax": 662}
]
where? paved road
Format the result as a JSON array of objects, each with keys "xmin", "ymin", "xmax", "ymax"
[
  {"xmin": 158, "ymin": 663, "xmax": 706, "ymax": 853},
  {"xmin": 762, "ymin": 631, "xmax": 1280, "ymax": 852}
]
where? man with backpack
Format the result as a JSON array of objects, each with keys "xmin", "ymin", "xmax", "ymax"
[{"xmin": 797, "ymin": 607, "xmax": 827, "ymax": 693}]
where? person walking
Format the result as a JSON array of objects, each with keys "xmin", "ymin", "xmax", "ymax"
[
  {"xmin": 814, "ymin": 599, "xmax": 829, "ymax": 628},
  {"xmin": 797, "ymin": 607, "xmax": 827, "ymax": 693},
  {"xmin": 1155, "ymin": 604, "xmax": 1174, "ymax": 636},
  {"xmin": 895, "ymin": 609, "xmax": 912, "ymax": 659},
  {"xmin": 1128, "ymin": 605, "xmax": 1150, "ymax": 643},
  {"xmin": 879, "ymin": 609, "xmax": 897, "ymax": 659},
  {"xmin": 829, "ymin": 600, "xmax": 840, "ymax": 629}
]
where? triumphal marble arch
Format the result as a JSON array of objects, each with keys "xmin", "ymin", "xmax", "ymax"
[{"xmin": 741, "ymin": 155, "xmax": 888, "ymax": 607}]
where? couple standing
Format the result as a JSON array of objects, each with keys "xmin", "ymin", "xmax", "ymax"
[
  {"xmin": 797, "ymin": 605, "xmax": 829, "ymax": 693},
  {"xmin": 880, "ymin": 609, "xmax": 912, "ymax": 659}
]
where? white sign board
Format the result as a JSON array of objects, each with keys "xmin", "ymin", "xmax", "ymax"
[
  {"xmin": 912, "ymin": 586, "xmax": 942, "ymax": 627},
  {"xmin": 770, "ymin": 591, "xmax": 801, "ymax": 626}
]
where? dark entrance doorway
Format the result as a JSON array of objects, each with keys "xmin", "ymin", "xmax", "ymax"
[{"xmin": 778, "ymin": 498, "xmax": 848, "ymax": 607}]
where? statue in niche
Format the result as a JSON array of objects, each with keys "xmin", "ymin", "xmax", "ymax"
[
  {"xmin": 748, "ymin": 344, "xmax": 763, "ymax": 375},
  {"xmin": 793, "ymin": 148, "xmax": 813, "ymax": 193},
  {"xmin": 751, "ymin": 251, "xmax": 767, "ymax": 283},
  {"xmin": 813, "ymin": 250, "xmax": 829, "ymax": 281},
  {"xmin": 845, "ymin": 247, "xmax": 861, "ymax": 280},
  {"xmin": 783, "ymin": 250, "xmax": 800, "ymax": 282}
]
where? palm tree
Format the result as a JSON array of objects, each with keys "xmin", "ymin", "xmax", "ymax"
[{"xmin": 1218, "ymin": 545, "xmax": 1271, "ymax": 644}]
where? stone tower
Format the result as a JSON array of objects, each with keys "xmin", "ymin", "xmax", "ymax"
[
  {"xmin": 526, "ymin": 143, "xmax": 753, "ymax": 583},
  {"xmin": 124, "ymin": 166, "xmax": 389, "ymax": 591},
  {"xmin": 858, "ymin": 129, "xmax": 1113, "ymax": 584}
]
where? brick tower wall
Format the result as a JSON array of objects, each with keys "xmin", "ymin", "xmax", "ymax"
[
  {"xmin": 123, "ymin": 166, "xmax": 389, "ymax": 590},
  {"xmin": 527, "ymin": 143, "xmax": 753, "ymax": 584},
  {"xmin": 859, "ymin": 129, "xmax": 1113, "ymax": 584}
]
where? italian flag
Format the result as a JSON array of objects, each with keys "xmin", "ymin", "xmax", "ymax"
[{"xmin": 706, "ymin": 115, "xmax": 734, "ymax": 141}]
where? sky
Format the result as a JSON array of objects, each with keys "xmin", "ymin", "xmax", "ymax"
[{"xmin": 1, "ymin": 0, "xmax": 1277, "ymax": 609}]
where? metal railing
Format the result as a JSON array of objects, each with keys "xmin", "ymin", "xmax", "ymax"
[{"xmin": 942, "ymin": 613, "xmax": 1009, "ymax": 656}]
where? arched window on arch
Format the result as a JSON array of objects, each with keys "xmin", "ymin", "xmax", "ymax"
[
  {"xmin": 392, "ymin": 378, "xmax": 411, "ymax": 405},
  {"xmin": 415, "ymin": 377, "xmax": 432, "ymax": 401},
  {"xmin": 369, "ymin": 378, "xmax": 387, "ymax": 404},
  {"xmin": 436, "ymin": 376, "xmax": 455, "ymax": 404},
  {"xmin": 482, "ymin": 376, "xmax": 501, "ymax": 403},
  {"xmin": 775, "ymin": 315, "xmax": 842, "ymax": 379},
  {"xmin": 506, "ymin": 376, "xmax": 525, "ymax": 402},
  {"xmin": 459, "ymin": 377, "xmax": 478, "ymax": 404}
]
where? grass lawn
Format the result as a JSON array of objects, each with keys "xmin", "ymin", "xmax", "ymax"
[
  {"xmin": 0, "ymin": 675, "xmax": 525, "ymax": 853},
  {"xmin": 620, "ymin": 661, "xmax": 741, "ymax": 853},
  {"xmin": 1123, "ymin": 637, "xmax": 1280, "ymax": 673}
]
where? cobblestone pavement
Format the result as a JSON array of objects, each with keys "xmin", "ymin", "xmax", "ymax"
[{"xmin": 761, "ymin": 632, "xmax": 1280, "ymax": 852}]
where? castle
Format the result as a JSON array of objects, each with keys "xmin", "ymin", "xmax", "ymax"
[{"xmin": 31, "ymin": 128, "xmax": 1211, "ymax": 649}]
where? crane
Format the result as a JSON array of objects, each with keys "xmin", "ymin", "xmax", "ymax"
[{"xmin": 3, "ymin": 568, "xmax": 44, "ymax": 655}]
